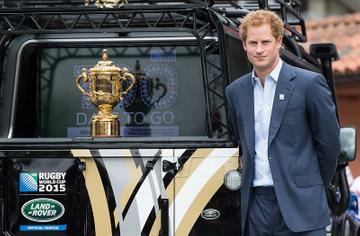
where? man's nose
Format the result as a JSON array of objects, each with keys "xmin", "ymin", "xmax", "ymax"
[{"xmin": 256, "ymin": 44, "xmax": 264, "ymax": 53}]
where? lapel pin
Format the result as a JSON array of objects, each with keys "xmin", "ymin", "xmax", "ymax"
[{"xmin": 279, "ymin": 94, "xmax": 285, "ymax": 100}]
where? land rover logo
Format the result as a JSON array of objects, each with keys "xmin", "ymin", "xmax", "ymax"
[
  {"xmin": 21, "ymin": 198, "xmax": 65, "ymax": 223},
  {"xmin": 201, "ymin": 208, "xmax": 220, "ymax": 220}
]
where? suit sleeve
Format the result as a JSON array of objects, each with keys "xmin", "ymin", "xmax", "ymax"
[
  {"xmin": 306, "ymin": 74, "xmax": 340, "ymax": 187},
  {"xmin": 225, "ymin": 87, "xmax": 240, "ymax": 146}
]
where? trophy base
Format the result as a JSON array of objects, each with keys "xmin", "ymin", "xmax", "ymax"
[{"xmin": 91, "ymin": 120, "xmax": 119, "ymax": 137}]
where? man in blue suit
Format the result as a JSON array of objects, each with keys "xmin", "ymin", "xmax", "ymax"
[{"xmin": 225, "ymin": 10, "xmax": 340, "ymax": 235}]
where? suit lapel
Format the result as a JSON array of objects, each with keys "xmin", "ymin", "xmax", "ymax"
[
  {"xmin": 268, "ymin": 63, "xmax": 295, "ymax": 146},
  {"xmin": 239, "ymin": 75, "xmax": 255, "ymax": 158}
]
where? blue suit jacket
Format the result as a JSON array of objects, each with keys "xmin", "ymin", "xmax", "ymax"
[{"xmin": 225, "ymin": 62, "xmax": 340, "ymax": 232}]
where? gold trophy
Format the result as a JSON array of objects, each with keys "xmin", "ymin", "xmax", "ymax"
[
  {"xmin": 84, "ymin": 0, "xmax": 128, "ymax": 8},
  {"xmin": 76, "ymin": 49, "xmax": 135, "ymax": 137}
]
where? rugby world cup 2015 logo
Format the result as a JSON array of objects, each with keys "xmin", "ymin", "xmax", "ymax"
[{"xmin": 19, "ymin": 173, "xmax": 38, "ymax": 192}]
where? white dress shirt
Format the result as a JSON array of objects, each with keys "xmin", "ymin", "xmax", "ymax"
[{"xmin": 252, "ymin": 59, "xmax": 283, "ymax": 187}]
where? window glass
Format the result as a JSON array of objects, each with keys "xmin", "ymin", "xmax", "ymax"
[{"xmin": 39, "ymin": 46, "xmax": 205, "ymax": 137}]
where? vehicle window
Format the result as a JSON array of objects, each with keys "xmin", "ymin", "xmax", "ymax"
[{"xmin": 38, "ymin": 46, "xmax": 206, "ymax": 137}]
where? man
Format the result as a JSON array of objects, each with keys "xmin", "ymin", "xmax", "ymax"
[{"xmin": 225, "ymin": 10, "xmax": 340, "ymax": 235}]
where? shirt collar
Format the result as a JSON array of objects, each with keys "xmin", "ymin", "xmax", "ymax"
[{"xmin": 251, "ymin": 59, "xmax": 283, "ymax": 86}]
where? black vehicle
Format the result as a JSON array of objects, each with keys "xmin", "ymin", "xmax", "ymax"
[{"xmin": 0, "ymin": 0, "xmax": 356, "ymax": 235}]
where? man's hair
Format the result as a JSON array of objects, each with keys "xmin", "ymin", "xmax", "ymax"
[{"xmin": 239, "ymin": 10, "xmax": 284, "ymax": 41}]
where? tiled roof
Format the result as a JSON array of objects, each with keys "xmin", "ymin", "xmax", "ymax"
[{"xmin": 302, "ymin": 13, "xmax": 360, "ymax": 76}]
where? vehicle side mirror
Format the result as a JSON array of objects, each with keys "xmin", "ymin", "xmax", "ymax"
[{"xmin": 338, "ymin": 127, "xmax": 356, "ymax": 162}]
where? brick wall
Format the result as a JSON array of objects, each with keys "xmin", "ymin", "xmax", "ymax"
[{"xmin": 336, "ymin": 82, "xmax": 360, "ymax": 177}]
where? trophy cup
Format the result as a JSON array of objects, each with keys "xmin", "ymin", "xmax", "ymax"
[
  {"xmin": 84, "ymin": 0, "xmax": 128, "ymax": 8},
  {"xmin": 76, "ymin": 49, "xmax": 135, "ymax": 137}
]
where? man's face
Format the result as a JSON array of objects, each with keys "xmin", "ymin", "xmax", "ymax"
[{"xmin": 243, "ymin": 24, "xmax": 282, "ymax": 77}]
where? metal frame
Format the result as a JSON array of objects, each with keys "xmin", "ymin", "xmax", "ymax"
[
  {"xmin": 0, "ymin": 7, "xmax": 206, "ymax": 35},
  {"xmin": 0, "ymin": 1, "xmax": 230, "ymax": 139},
  {"xmin": 0, "ymin": 0, "xmax": 210, "ymax": 7},
  {"xmin": 0, "ymin": 137, "xmax": 231, "ymax": 149},
  {"xmin": 212, "ymin": 0, "xmax": 307, "ymax": 42},
  {"xmin": 205, "ymin": 40, "xmax": 229, "ymax": 139},
  {"xmin": 0, "ymin": 0, "xmax": 307, "ymax": 41},
  {"xmin": 0, "ymin": 0, "xmax": 308, "ymax": 139}
]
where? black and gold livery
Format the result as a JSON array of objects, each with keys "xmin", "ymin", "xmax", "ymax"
[
  {"xmin": 0, "ymin": 0, "xmax": 356, "ymax": 235},
  {"xmin": 1, "ymin": 146, "xmax": 240, "ymax": 235}
]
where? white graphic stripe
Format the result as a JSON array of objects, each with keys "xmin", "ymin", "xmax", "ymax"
[
  {"xmin": 135, "ymin": 174, "xmax": 155, "ymax": 230},
  {"xmin": 174, "ymin": 149, "xmax": 186, "ymax": 157},
  {"xmin": 101, "ymin": 158, "xmax": 123, "ymax": 209},
  {"xmin": 138, "ymin": 149, "xmax": 160, "ymax": 157},
  {"xmin": 161, "ymin": 149, "xmax": 173, "ymax": 157},
  {"xmin": 150, "ymin": 170, "xmax": 161, "ymax": 198},
  {"xmin": 170, "ymin": 148, "xmax": 238, "ymax": 231},
  {"xmin": 98, "ymin": 149, "xmax": 132, "ymax": 157}
]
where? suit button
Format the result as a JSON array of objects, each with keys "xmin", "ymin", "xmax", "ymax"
[{"xmin": 269, "ymin": 156, "xmax": 273, "ymax": 160}]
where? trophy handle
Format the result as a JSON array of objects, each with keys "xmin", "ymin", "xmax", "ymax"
[
  {"xmin": 120, "ymin": 68, "xmax": 136, "ymax": 99},
  {"xmin": 76, "ymin": 68, "xmax": 91, "ymax": 97}
]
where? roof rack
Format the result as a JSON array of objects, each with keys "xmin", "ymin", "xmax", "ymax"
[
  {"xmin": 212, "ymin": 0, "xmax": 306, "ymax": 42},
  {"xmin": 2, "ymin": 0, "xmax": 209, "ymax": 8},
  {"xmin": 0, "ymin": 0, "xmax": 307, "ymax": 42},
  {"xmin": 0, "ymin": 4, "xmax": 213, "ymax": 36}
]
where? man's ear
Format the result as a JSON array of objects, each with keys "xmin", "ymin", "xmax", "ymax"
[
  {"xmin": 242, "ymin": 41, "xmax": 247, "ymax": 51},
  {"xmin": 276, "ymin": 36, "xmax": 283, "ymax": 48}
]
